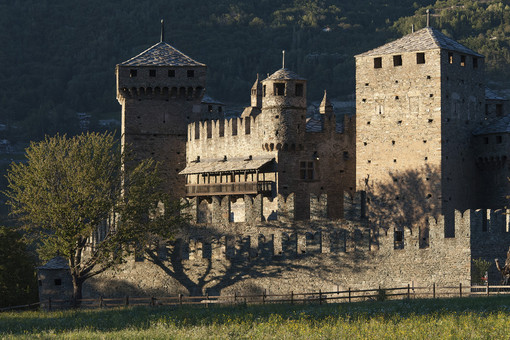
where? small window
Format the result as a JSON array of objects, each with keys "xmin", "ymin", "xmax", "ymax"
[
  {"xmin": 417, "ymin": 52, "xmax": 425, "ymax": 64},
  {"xmin": 496, "ymin": 104, "xmax": 503, "ymax": 116},
  {"xmin": 168, "ymin": 69, "xmax": 175, "ymax": 77},
  {"xmin": 208, "ymin": 105, "xmax": 213, "ymax": 112},
  {"xmin": 393, "ymin": 55, "xmax": 402, "ymax": 67},
  {"xmin": 473, "ymin": 57, "xmax": 478, "ymax": 69},
  {"xmin": 130, "ymin": 69, "xmax": 137, "ymax": 77},
  {"xmin": 497, "ymin": 135, "xmax": 502, "ymax": 144},
  {"xmin": 263, "ymin": 85, "xmax": 266, "ymax": 97},
  {"xmin": 187, "ymin": 70, "xmax": 195, "ymax": 78},
  {"xmin": 394, "ymin": 230, "xmax": 404, "ymax": 249},
  {"xmin": 374, "ymin": 57, "xmax": 382, "ymax": 68},
  {"xmin": 274, "ymin": 83, "xmax": 285, "ymax": 96},
  {"xmin": 299, "ymin": 161, "xmax": 314, "ymax": 180},
  {"xmin": 460, "ymin": 55, "xmax": 466, "ymax": 67},
  {"xmin": 218, "ymin": 106, "xmax": 222, "ymax": 113},
  {"xmin": 149, "ymin": 69, "xmax": 156, "ymax": 77},
  {"xmin": 295, "ymin": 83, "xmax": 303, "ymax": 97},
  {"xmin": 448, "ymin": 52, "xmax": 453, "ymax": 64},
  {"xmin": 54, "ymin": 279, "xmax": 62, "ymax": 286},
  {"xmin": 484, "ymin": 137, "xmax": 489, "ymax": 144}
]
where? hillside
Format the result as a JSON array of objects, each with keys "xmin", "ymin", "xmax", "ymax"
[{"xmin": 1, "ymin": 0, "xmax": 510, "ymax": 142}]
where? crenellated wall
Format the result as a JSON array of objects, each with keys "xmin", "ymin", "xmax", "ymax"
[{"xmin": 83, "ymin": 208, "xmax": 510, "ymax": 298}]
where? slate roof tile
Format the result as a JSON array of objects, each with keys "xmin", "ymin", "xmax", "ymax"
[
  {"xmin": 356, "ymin": 27, "xmax": 483, "ymax": 57},
  {"xmin": 120, "ymin": 42, "xmax": 205, "ymax": 67}
]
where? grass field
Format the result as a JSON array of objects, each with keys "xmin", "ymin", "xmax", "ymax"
[{"xmin": 1, "ymin": 296, "xmax": 510, "ymax": 339}]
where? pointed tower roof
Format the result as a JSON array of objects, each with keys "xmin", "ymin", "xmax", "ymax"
[
  {"xmin": 119, "ymin": 42, "xmax": 205, "ymax": 67},
  {"xmin": 319, "ymin": 90, "xmax": 334, "ymax": 117},
  {"xmin": 266, "ymin": 68, "xmax": 305, "ymax": 81},
  {"xmin": 356, "ymin": 27, "xmax": 483, "ymax": 58},
  {"xmin": 251, "ymin": 74, "xmax": 261, "ymax": 89}
]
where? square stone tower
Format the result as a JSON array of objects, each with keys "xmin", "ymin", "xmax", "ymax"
[
  {"xmin": 116, "ymin": 39, "xmax": 206, "ymax": 198},
  {"xmin": 355, "ymin": 27, "xmax": 485, "ymax": 237}
]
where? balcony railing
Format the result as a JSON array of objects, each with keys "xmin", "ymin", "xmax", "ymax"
[{"xmin": 185, "ymin": 181, "xmax": 274, "ymax": 196}]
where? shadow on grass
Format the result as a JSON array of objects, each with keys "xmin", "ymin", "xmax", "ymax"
[{"xmin": 2, "ymin": 296, "xmax": 510, "ymax": 335}]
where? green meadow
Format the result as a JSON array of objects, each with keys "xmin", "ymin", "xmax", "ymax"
[{"xmin": 1, "ymin": 296, "xmax": 510, "ymax": 339}]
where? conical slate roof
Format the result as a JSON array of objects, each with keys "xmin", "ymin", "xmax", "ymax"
[
  {"xmin": 356, "ymin": 27, "xmax": 483, "ymax": 58},
  {"xmin": 266, "ymin": 68, "xmax": 305, "ymax": 81},
  {"xmin": 120, "ymin": 42, "xmax": 205, "ymax": 67}
]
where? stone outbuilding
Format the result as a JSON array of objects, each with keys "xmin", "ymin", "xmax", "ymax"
[{"xmin": 37, "ymin": 256, "xmax": 73, "ymax": 309}]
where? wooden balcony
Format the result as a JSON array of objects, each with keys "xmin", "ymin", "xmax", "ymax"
[{"xmin": 185, "ymin": 181, "xmax": 274, "ymax": 196}]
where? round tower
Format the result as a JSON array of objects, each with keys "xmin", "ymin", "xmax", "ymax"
[{"xmin": 260, "ymin": 68, "xmax": 307, "ymax": 150}]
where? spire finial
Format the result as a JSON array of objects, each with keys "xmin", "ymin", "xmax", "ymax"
[
  {"xmin": 282, "ymin": 50, "xmax": 285, "ymax": 69},
  {"xmin": 160, "ymin": 19, "xmax": 165, "ymax": 42},
  {"xmin": 426, "ymin": 9, "xmax": 430, "ymax": 27}
]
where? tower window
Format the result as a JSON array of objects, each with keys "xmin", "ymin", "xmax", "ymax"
[
  {"xmin": 393, "ymin": 55, "xmax": 402, "ymax": 67},
  {"xmin": 473, "ymin": 57, "xmax": 478, "ymax": 68},
  {"xmin": 149, "ymin": 69, "xmax": 156, "ymax": 77},
  {"xmin": 54, "ymin": 279, "xmax": 62, "ymax": 286},
  {"xmin": 295, "ymin": 83, "xmax": 303, "ymax": 97},
  {"xmin": 129, "ymin": 69, "xmax": 137, "ymax": 77},
  {"xmin": 374, "ymin": 57, "xmax": 382, "ymax": 68},
  {"xmin": 299, "ymin": 161, "xmax": 314, "ymax": 180},
  {"xmin": 460, "ymin": 55, "xmax": 466, "ymax": 67},
  {"xmin": 497, "ymin": 135, "xmax": 502, "ymax": 144},
  {"xmin": 168, "ymin": 69, "xmax": 175, "ymax": 77},
  {"xmin": 417, "ymin": 52, "xmax": 425, "ymax": 64},
  {"xmin": 448, "ymin": 52, "xmax": 453, "ymax": 64},
  {"xmin": 187, "ymin": 70, "xmax": 195, "ymax": 78},
  {"xmin": 274, "ymin": 83, "xmax": 285, "ymax": 96},
  {"xmin": 208, "ymin": 105, "xmax": 213, "ymax": 112},
  {"xmin": 263, "ymin": 85, "xmax": 266, "ymax": 97},
  {"xmin": 496, "ymin": 104, "xmax": 503, "ymax": 116}
]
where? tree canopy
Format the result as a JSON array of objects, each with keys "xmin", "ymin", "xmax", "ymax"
[{"xmin": 4, "ymin": 132, "xmax": 185, "ymax": 301}]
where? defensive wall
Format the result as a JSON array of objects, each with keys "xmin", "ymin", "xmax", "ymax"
[{"xmin": 83, "ymin": 201, "xmax": 510, "ymax": 298}]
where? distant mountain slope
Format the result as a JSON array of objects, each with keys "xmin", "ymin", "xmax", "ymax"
[{"xmin": 6, "ymin": 0, "xmax": 510, "ymax": 141}]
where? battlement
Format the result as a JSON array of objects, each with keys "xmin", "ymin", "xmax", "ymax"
[
  {"xmin": 171, "ymin": 209, "xmax": 509, "ymax": 262},
  {"xmin": 187, "ymin": 113, "xmax": 353, "ymax": 145}
]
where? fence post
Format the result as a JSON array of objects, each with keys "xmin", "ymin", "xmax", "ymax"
[
  {"xmin": 319, "ymin": 289, "xmax": 322, "ymax": 305},
  {"xmin": 407, "ymin": 284, "xmax": 410, "ymax": 299},
  {"xmin": 263, "ymin": 289, "xmax": 266, "ymax": 304},
  {"xmin": 48, "ymin": 298, "xmax": 51, "ymax": 311},
  {"xmin": 291, "ymin": 291, "xmax": 294, "ymax": 305},
  {"xmin": 125, "ymin": 295, "xmax": 129, "ymax": 307},
  {"xmin": 348, "ymin": 288, "xmax": 351, "ymax": 303},
  {"xmin": 99, "ymin": 296, "xmax": 103, "ymax": 308},
  {"xmin": 151, "ymin": 297, "xmax": 155, "ymax": 307},
  {"xmin": 234, "ymin": 292, "xmax": 237, "ymax": 304},
  {"xmin": 179, "ymin": 294, "xmax": 183, "ymax": 306},
  {"xmin": 459, "ymin": 283, "xmax": 462, "ymax": 298},
  {"xmin": 433, "ymin": 283, "xmax": 436, "ymax": 299},
  {"xmin": 487, "ymin": 284, "xmax": 490, "ymax": 297},
  {"xmin": 206, "ymin": 293, "xmax": 209, "ymax": 308}
]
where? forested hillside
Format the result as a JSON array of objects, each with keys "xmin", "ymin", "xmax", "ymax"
[{"xmin": 1, "ymin": 0, "xmax": 510, "ymax": 142}]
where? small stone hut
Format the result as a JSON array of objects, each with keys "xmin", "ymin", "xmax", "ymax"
[{"xmin": 37, "ymin": 256, "xmax": 73, "ymax": 309}]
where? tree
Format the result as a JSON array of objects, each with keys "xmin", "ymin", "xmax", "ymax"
[
  {"xmin": 4, "ymin": 132, "xmax": 185, "ymax": 304},
  {"xmin": 0, "ymin": 226, "xmax": 38, "ymax": 307}
]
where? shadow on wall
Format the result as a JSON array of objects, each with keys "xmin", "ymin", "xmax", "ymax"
[
  {"xmin": 363, "ymin": 165, "xmax": 441, "ymax": 248},
  {"xmin": 137, "ymin": 223, "xmax": 371, "ymax": 297}
]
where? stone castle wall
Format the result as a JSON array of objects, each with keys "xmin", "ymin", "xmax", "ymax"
[{"xmin": 83, "ymin": 209, "xmax": 510, "ymax": 298}]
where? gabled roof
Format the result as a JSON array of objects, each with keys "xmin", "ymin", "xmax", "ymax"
[
  {"xmin": 485, "ymin": 87, "xmax": 507, "ymax": 101},
  {"xmin": 265, "ymin": 68, "xmax": 305, "ymax": 81},
  {"xmin": 119, "ymin": 42, "xmax": 205, "ymax": 67},
  {"xmin": 37, "ymin": 256, "xmax": 69, "ymax": 270},
  {"xmin": 473, "ymin": 115, "xmax": 510, "ymax": 136},
  {"xmin": 356, "ymin": 27, "xmax": 483, "ymax": 58}
]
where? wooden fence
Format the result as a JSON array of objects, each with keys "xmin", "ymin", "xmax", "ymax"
[{"xmin": 3, "ymin": 284, "xmax": 510, "ymax": 312}]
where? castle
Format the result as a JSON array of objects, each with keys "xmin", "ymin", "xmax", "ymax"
[{"xmin": 77, "ymin": 26, "xmax": 510, "ymax": 297}]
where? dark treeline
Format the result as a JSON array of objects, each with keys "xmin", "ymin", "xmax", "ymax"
[{"xmin": 2, "ymin": 0, "xmax": 510, "ymax": 142}]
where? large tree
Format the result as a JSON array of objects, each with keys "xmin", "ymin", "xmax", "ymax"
[{"xmin": 4, "ymin": 132, "xmax": 184, "ymax": 303}]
